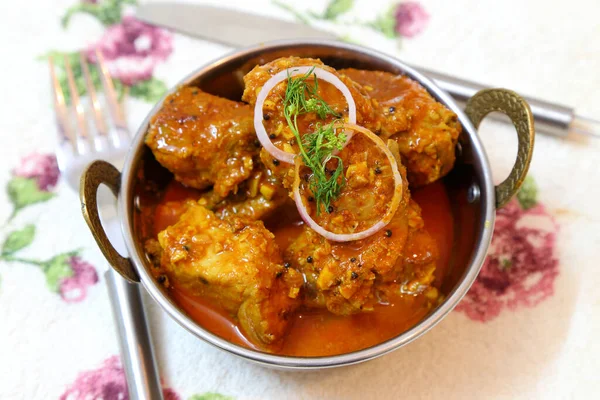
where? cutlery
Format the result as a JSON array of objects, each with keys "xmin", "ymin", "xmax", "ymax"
[
  {"xmin": 49, "ymin": 50, "xmax": 164, "ymax": 400},
  {"xmin": 136, "ymin": 2, "xmax": 599, "ymax": 139}
]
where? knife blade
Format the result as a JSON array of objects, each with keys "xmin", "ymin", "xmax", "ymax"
[
  {"xmin": 136, "ymin": 2, "xmax": 599, "ymax": 139},
  {"xmin": 136, "ymin": 2, "xmax": 337, "ymax": 47}
]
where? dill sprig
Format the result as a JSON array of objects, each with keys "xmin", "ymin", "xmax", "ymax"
[
  {"xmin": 302, "ymin": 123, "xmax": 347, "ymax": 214},
  {"xmin": 282, "ymin": 67, "xmax": 346, "ymax": 215}
]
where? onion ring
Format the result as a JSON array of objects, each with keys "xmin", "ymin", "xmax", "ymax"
[
  {"xmin": 254, "ymin": 66, "xmax": 357, "ymax": 164},
  {"xmin": 293, "ymin": 123, "xmax": 403, "ymax": 242}
]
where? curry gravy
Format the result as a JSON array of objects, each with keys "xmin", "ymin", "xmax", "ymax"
[{"xmin": 140, "ymin": 180, "xmax": 453, "ymax": 357}]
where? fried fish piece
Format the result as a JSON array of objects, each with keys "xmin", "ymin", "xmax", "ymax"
[
  {"xmin": 146, "ymin": 87, "xmax": 257, "ymax": 197},
  {"xmin": 340, "ymin": 69, "xmax": 461, "ymax": 187},
  {"xmin": 157, "ymin": 203, "xmax": 302, "ymax": 345}
]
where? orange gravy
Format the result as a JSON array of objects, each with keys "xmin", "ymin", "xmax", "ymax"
[{"xmin": 149, "ymin": 181, "xmax": 454, "ymax": 356}]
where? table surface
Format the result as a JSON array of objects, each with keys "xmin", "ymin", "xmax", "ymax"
[{"xmin": 1, "ymin": 0, "xmax": 599, "ymax": 399}]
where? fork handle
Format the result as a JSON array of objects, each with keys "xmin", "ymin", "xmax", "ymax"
[
  {"xmin": 81, "ymin": 161, "xmax": 163, "ymax": 400},
  {"xmin": 106, "ymin": 269, "xmax": 164, "ymax": 400}
]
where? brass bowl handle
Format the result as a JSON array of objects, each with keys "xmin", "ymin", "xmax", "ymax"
[
  {"xmin": 464, "ymin": 89, "xmax": 535, "ymax": 208},
  {"xmin": 80, "ymin": 160, "xmax": 139, "ymax": 282}
]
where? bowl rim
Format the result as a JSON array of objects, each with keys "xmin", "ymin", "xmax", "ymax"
[{"xmin": 119, "ymin": 39, "xmax": 495, "ymax": 369}]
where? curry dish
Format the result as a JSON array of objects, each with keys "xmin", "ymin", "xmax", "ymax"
[{"xmin": 137, "ymin": 57, "xmax": 461, "ymax": 356}]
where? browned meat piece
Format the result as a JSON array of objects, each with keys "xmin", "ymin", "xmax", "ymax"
[
  {"xmin": 396, "ymin": 200, "xmax": 439, "ymax": 294},
  {"xmin": 340, "ymin": 69, "xmax": 461, "ymax": 187},
  {"xmin": 145, "ymin": 87, "xmax": 258, "ymax": 197},
  {"xmin": 285, "ymin": 208, "xmax": 409, "ymax": 314},
  {"xmin": 243, "ymin": 57, "xmax": 399, "ymax": 189},
  {"xmin": 284, "ymin": 138, "xmax": 439, "ymax": 315},
  {"xmin": 375, "ymin": 198, "xmax": 440, "ymax": 308},
  {"xmin": 157, "ymin": 203, "xmax": 303, "ymax": 345},
  {"xmin": 242, "ymin": 57, "xmax": 380, "ymax": 127},
  {"xmin": 285, "ymin": 197, "xmax": 439, "ymax": 315},
  {"xmin": 198, "ymin": 163, "xmax": 289, "ymax": 221}
]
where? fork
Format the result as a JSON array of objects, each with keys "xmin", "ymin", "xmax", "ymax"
[{"xmin": 49, "ymin": 50, "xmax": 164, "ymax": 400}]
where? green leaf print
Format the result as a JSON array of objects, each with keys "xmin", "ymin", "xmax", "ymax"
[
  {"xmin": 62, "ymin": 0, "xmax": 138, "ymax": 28},
  {"xmin": 43, "ymin": 252, "xmax": 76, "ymax": 292},
  {"xmin": 273, "ymin": 0, "xmax": 354, "ymax": 23},
  {"xmin": 517, "ymin": 175, "xmax": 538, "ymax": 210},
  {"xmin": 129, "ymin": 77, "xmax": 169, "ymax": 103},
  {"xmin": 2, "ymin": 225, "xmax": 35, "ymax": 256},
  {"xmin": 500, "ymin": 257, "xmax": 513, "ymax": 270},
  {"xmin": 272, "ymin": 0, "xmax": 312, "ymax": 24},
  {"xmin": 323, "ymin": 0, "xmax": 355, "ymax": 20},
  {"xmin": 189, "ymin": 393, "xmax": 234, "ymax": 400},
  {"xmin": 370, "ymin": 7, "xmax": 397, "ymax": 38},
  {"xmin": 7, "ymin": 177, "xmax": 55, "ymax": 213}
]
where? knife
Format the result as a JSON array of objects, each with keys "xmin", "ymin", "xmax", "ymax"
[
  {"xmin": 136, "ymin": 2, "xmax": 599, "ymax": 139},
  {"xmin": 137, "ymin": 2, "xmax": 337, "ymax": 46}
]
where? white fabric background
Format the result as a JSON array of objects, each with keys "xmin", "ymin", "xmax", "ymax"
[{"xmin": 0, "ymin": 0, "xmax": 599, "ymax": 398}]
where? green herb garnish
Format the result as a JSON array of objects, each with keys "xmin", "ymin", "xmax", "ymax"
[
  {"xmin": 283, "ymin": 67, "xmax": 339, "ymax": 120},
  {"xmin": 282, "ymin": 68, "xmax": 346, "ymax": 215}
]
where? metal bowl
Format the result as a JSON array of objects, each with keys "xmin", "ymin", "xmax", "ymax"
[{"xmin": 81, "ymin": 40, "xmax": 534, "ymax": 370}]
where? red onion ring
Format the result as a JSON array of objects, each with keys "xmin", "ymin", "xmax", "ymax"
[
  {"xmin": 293, "ymin": 123, "xmax": 403, "ymax": 242},
  {"xmin": 254, "ymin": 66, "xmax": 357, "ymax": 164}
]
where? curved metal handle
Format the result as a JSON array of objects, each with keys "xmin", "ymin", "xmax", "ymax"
[
  {"xmin": 80, "ymin": 160, "xmax": 139, "ymax": 282},
  {"xmin": 465, "ymin": 89, "xmax": 535, "ymax": 208}
]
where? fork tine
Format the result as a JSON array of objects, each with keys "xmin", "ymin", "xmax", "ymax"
[
  {"xmin": 95, "ymin": 48, "xmax": 128, "ymax": 131},
  {"xmin": 79, "ymin": 51, "xmax": 108, "ymax": 137},
  {"xmin": 48, "ymin": 55, "xmax": 76, "ymax": 148},
  {"xmin": 63, "ymin": 54, "xmax": 89, "ymax": 145},
  {"xmin": 122, "ymin": 85, "xmax": 130, "ymax": 121}
]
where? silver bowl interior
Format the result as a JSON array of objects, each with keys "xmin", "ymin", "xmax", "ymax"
[{"xmin": 119, "ymin": 40, "xmax": 495, "ymax": 369}]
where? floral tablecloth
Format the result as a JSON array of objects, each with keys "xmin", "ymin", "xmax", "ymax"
[{"xmin": 1, "ymin": 0, "xmax": 599, "ymax": 399}]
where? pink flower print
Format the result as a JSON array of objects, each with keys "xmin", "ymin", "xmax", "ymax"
[
  {"xmin": 60, "ymin": 355, "xmax": 181, "ymax": 400},
  {"xmin": 456, "ymin": 199, "xmax": 560, "ymax": 322},
  {"xmin": 59, "ymin": 256, "xmax": 100, "ymax": 303},
  {"xmin": 394, "ymin": 2, "xmax": 429, "ymax": 37},
  {"xmin": 86, "ymin": 15, "xmax": 173, "ymax": 86},
  {"xmin": 12, "ymin": 152, "xmax": 59, "ymax": 191}
]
